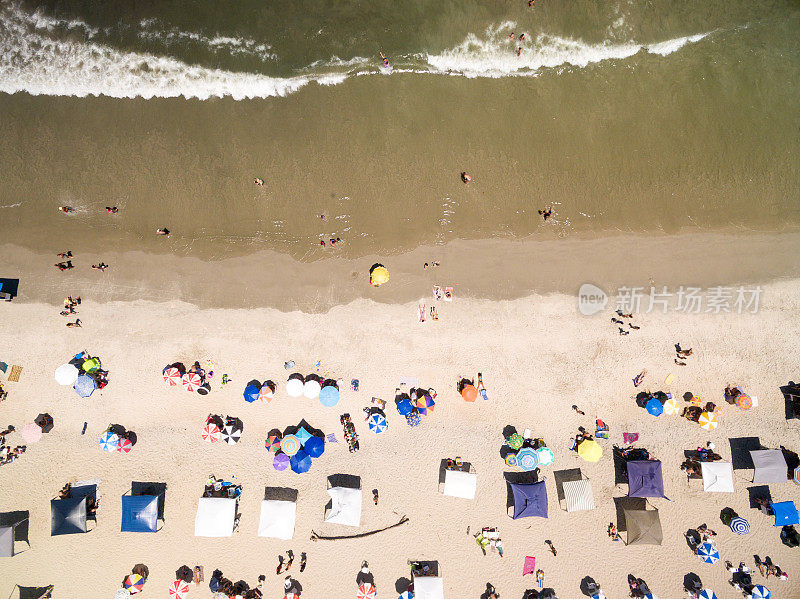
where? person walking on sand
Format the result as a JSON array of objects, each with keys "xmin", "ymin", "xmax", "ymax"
[{"xmin": 66, "ymin": 319, "xmax": 82, "ymax": 328}]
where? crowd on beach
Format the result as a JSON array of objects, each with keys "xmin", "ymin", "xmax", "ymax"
[{"xmin": 0, "ymin": 426, "xmax": 26, "ymax": 466}]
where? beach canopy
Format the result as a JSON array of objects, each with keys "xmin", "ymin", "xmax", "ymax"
[
  {"xmin": 509, "ymin": 481, "xmax": 548, "ymax": 519},
  {"xmin": 701, "ymin": 462, "xmax": 734, "ymax": 493},
  {"xmin": 194, "ymin": 497, "xmax": 235, "ymax": 537},
  {"xmin": 73, "ymin": 374, "xmax": 97, "ymax": 398},
  {"xmin": 243, "ymin": 384, "xmax": 260, "ymax": 403},
  {"xmin": 751, "ymin": 450, "xmax": 788, "ymax": 484},
  {"xmin": 0, "ymin": 512, "xmax": 28, "ymax": 557},
  {"xmin": 772, "ymin": 501, "xmax": 798, "ymax": 527},
  {"xmin": 627, "ymin": 461, "xmax": 666, "ymax": 498},
  {"xmin": 413, "ymin": 576, "xmax": 444, "ymax": 599},
  {"xmin": 258, "ymin": 499, "xmax": 296, "ymax": 540},
  {"xmin": 55, "ymin": 363, "xmax": 79, "ymax": 386},
  {"xmin": 442, "ymin": 469, "xmax": 477, "ymax": 500},
  {"xmin": 562, "ymin": 479, "xmax": 595, "ymax": 512},
  {"xmin": 578, "ymin": 439, "xmax": 602, "ymax": 462},
  {"xmin": 121, "ymin": 495, "xmax": 158, "ymax": 533},
  {"xmin": 16, "ymin": 587, "xmax": 55, "ymax": 599},
  {"xmin": 325, "ymin": 486, "xmax": 361, "ymax": 527},
  {"xmin": 50, "ymin": 497, "xmax": 87, "ymax": 536},
  {"xmin": 624, "ymin": 509, "xmax": 663, "ymax": 545}
]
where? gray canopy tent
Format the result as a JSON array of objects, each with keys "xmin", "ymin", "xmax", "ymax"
[
  {"xmin": 50, "ymin": 497, "xmax": 88, "ymax": 536},
  {"xmin": 624, "ymin": 508, "xmax": 663, "ymax": 546},
  {"xmin": 11, "ymin": 585, "xmax": 53, "ymax": 599},
  {"xmin": 0, "ymin": 511, "xmax": 29, "ymax": 557}
]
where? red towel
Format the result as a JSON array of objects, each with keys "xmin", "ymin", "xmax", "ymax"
[{"xmin": 523, "ymin": 556, "xmax": 536, "ymax": 576}]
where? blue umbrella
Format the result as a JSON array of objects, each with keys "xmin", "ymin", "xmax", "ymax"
[
  {"xmin": 697, "ymin": 542, "xmax": 719, "ymax": 564},
  {"xmin": 368, "ymin": 413, "xmax": 388, "ymax": 434},
  {"xmin": 319, "ymin": 385, "xmax": 339, "ymax": 407},
  {"xmin": 406, "ymin": 412, "xmax": 421, "ymax": 427},
  {"xmin": 645, "ymin": 397, "xmax": 663, "ymax": 416},
  {"xmin": 729, "ymin": 517, "xmax": 750, "ymax": 535},
  {"xmin": 290, "ymin": 450, "xmax": 312, "ymax": 474},
  {"xmin": 396, "ymin": 397, "xmax": 413, "ymax": 416},
  {"xmin": 74, "ymin": 374, "xmax": 97, "ymax": 398},
  {"xmin": 243, "ymin": 384, "xmax": 260, "ymax": 403},
  {"xmin": 304, "ymin": 435, "xmax": 325, "ymax": 458}
]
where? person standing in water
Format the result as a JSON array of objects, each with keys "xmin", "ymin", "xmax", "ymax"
[{"xmin": 380, "ymin": 52, "xmax": 389, "ymax": 68}]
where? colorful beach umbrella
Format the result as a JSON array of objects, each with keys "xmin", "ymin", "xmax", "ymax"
[
  {"xmin": 123, "ymin": 574, "xmax": 145, "ymax": 593},
  {"xmin": 273, "ymin": 452, "xmax": 290, "ymax": 471},
  {"xmin": 285, "ymin": 594, "xmax": 300, "ymax": 599},
  {"xmin": 303, "ymin": 379, "xmax": 321, "ymax": 399},
  {"xmin": 370, "ymin": 265, "xmax": 389, "ymax": 286},
  {"xmin": 286, "ymin": 377, "xmax": 304, "ymax": 397},
  {"xmin": 182, "ymin": 372, "xmax": 202, "ymax": 392},
  {"xmin": 281, "ymin": 435, "xmax": 300, "ymax": 456},
  {"xmin": 578, "ymin": 439, "xmax": 603, "ymax": 462},
  {"xmin": 698, "ymin": 591, "xmax": 717, "ymax": 599},
  {"xmin": 506, "ymin": 433, "xmax": 524, "ymax": 450},
  {"xmin": 259, "ymin": 385, "xmax": 274, "ymax": 402},
  {"xmin": 266, "ymin": 435, "xmax": 282, "ymax": 453},
  {"xmin": 222, "ymin": 424, "xmax": 242, "ymax": 445},
  {"xmin": 290, "ymin": 450, "xmax": 312, "ymax": 474},
  {"xmin": 505, "ymin": 453, "xmax": 517, "ymax": 467},
  {"xmin": 750, "ymin": 585, "xmax": 770, "ymax": 599},
  {"xmin": 202, "ymin": 423, "xmax": 221, "ymax": 443},
  {"xmin": 19, "ymin": 423, "xmax": 42, "ymax": 443},
  {"xmin": 699, "ymin": 411, "xmax": 718, "ymax": 431},
  {"xmin": 162, "ymin": 367, "xmax": 181, "ymax": 386},
  {"xmin": 117, "ymin": 437, "xmax": 133, "ymax": 453},
  {"xmin": 100, "ymin": 431, "xmax": 120, "ymax": 452},
  {"xmin": 516, "ymin": 448, "xmax": 540, "ymax": 471},
  {"xmin": 358, "ymin": 583, "xmax": 377, "ymax": 599},
  {"xmin": 697, "ymin": 542, "xmax": 719, "ymax": 564},
  {"xmin": 319, "ymin": 385, "xmax": 340, "ymax": 407},
  {"xmin": 168, "ymin": 579, "xmax": 189, "ymax": 599},
  {"xmin": 729, "ymin": 517, "xmax": 750, "ymax": 535},
  {"xmin": 645, "ymin": 397, "xmax": 663, "ymax": 416},
  {"xmin": 368, "ymin": 413, "xmax": 388, "ymax": 433},
  {"xmin": 536, "ymin": 447, "xmax": 555, "ymax": 466},
  {"xmin": 55, "ymin": 363, "xmax": 80, "ymax": 386},
  {"xmin": 663, "ymin": 398, "xmax": 680, "ymax": 415},
  {"xmin": 406, "ymin": 412, "xmax": 421, "ymax": 427},
  {"xmin": 304, "ymin": 435, "xmax": 325, "ymax": 457},
  {"xmin": 82, "ymin": 358, "xmax": 100, "ymax": 373},
  {"xmin": 737, "ymin": 394, "xmax": 753, "ymax": 410},
  {"xmin": 243, "ymin": 384, "xmax": 260, "ymax": 403},
  {"xmin": 462, "ymin": 385, "xmax": 478, "ymax": 402},
  {"xmin": 74, "ymin": 374, "xmax": 97, "ymax": 397},
  {"xmin": 415, "ymin": 394, "xmax": 435, "ymax": 415},
  {"xmin": 396, "ymin": 397, "xmax": 413, "ymax": 415},
  {"xmin": 793, "ymin": 465, "xmax": 800, "ymax": 485}
]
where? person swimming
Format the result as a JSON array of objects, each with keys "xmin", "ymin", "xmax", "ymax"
[
  {"xmin": 91, "ymin": 263, "xmax": 108, "ymax": 270},
  {"xmin": 156, "ymin": 228, "xmax": 170, "ymax": 235},
  {"xmin": 538, "ymin": 206, "xmax": 552, "ymax": 220},
  {"xmin": 58, "ymin": 206, "xmax": 75, "ymax": 214},
  {"xmin": 380, "ymin": 52, "xmax": 389, "ymax": 68},
  {"xmin": 105, "ymin": 206, "xmax": 118, "ymax": 213},
  {"xmin": 461, "ymin": 172, "xmax": 472, "ymax": 183}
]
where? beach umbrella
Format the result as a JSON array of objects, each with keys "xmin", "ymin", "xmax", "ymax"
[
  {"xmin": 578, "ymin": 439, "xmax": 603, "ymax": 462},
  {"xmin": 793, "ymin": 465, "xmax": 800, "ymax": 485},
  {"xmin": 82, "ymin": 357, "xmax": 100, "ymax": 373},
  {"xmin": 303, "ymin": 379, "xmax": 321, "ymax": 399},
  {"xmin": 663, "ymin": 398, "xmax": 680, "ymax": 415},
  {"xmin": 243, "ymin": 384, "xmax": 260, "ymax": 403},
  {"xmin": 698, "ymin": 411, "xmax": 718, "ymax": 431},
  {"xmin": 505, "ymin": 453, "xmax": 517, "ymax": 466},
  {"xmin": 74, "ymin": 374, "xmax": 97, "ymax": 397},
  {"xmin": 295, "ymin": 426, "xmax": 312, "ymax": 445},
  {"xmin": 281, "ymin": 435, "xmax": 300, "ymax": 456},
  {"xmin": 750, "ymin": 585, "xmax": 770, "ymax": 599},
  {"xmin": 416, "ymin": 394, "xmax": 435, "ymax": 415},
  {"xmin": 516, "ymin": 448, "xmax": 540, "ymax": 471},
  {"xmin": 118, "ymin": 437, "xmax": 133, "ymax": 453},
  {"xmin": 462, "ymin": 385, "xmax": 478, "ymax": 402},
  {"xmin": 358, "ymin": 583, "xmax": 376, "ymax": 599},
  {"xmin": 370, "ymin": 265, "xmax": 389, "ymax": 286},
  {"xmin": 737, "ymin": 394, "xmax": 753, "ymax": 410},
  {"xmin": 259, "ymin": 385, "xmax": 274, "ymax": 402},
  {"xmin": 729, "ymin": 517, "xmax": 750, "ymax": 535},
  {"xmin": 162, "ymin": 366, "xmax": 181, "ymax": 386},
  {"xmin": 266, "ymin": 435, "xmax": 282, "ymax": 453},
  {"xmin": 290, "ymin": 450, "xmax": 312, "ymax": 474},
  {"xmin": 202, "ymin": 423, "xmax": 221, "ymax": 443},
  {"xmin": 304, "ymin": 435, "xmax": 325, "ymax": 458},
  {"xmin": 536, "ymin": 447, "xmax": 555, "ymax": 466},
  {"xmin": 646, "ymin": 398, "xmax": 663, "ymax": 416},
  {"xmin": 55, "ymin": 363, "xmax": 79, "ymax": 385},
  {"xmin": 115, "ymin": 589, "xmax": 132, "ymax": 599},
  {"xmin": 698, "ymin": 591, "xmax": 717, "ymax": 599},
  {"xmin": 398, "ymin": 592, "xmax": 414, "ymax": 599},
  {"xmin": 396, "ymin": 397, "xmax": 413, "ymax": 415},
  {"xmin": 182, "ymin": 372, "xmax": 202, "ymax": 392},
  {"xmin": 319, "ymin": 385, "xmax": 340, "ymax": 407},
  {"xmin": 123, "ymin": 573, "xmax": 145, "ymax": 594},
  {"xmin": 168, "ymin": 579, "xmax": 189, "ymax": 599},
  {"xmin": 506, "ymin": 433, "xmax": 524, "ymax": 450},
  {"xmin": 20, "ymin": 423, "xmax": 43, "ymax": 443},
  {"xmin": 286, "ymin": 378, "xmax": 303, "ymax": 397},
  {"xmin": 35, "ymin": 413, "xmax": 54, "ymax": 433},
  {"xmin": 285, "ymin": 595, "xmax": 300, "ymax": 599},
  {"xmin": 697, "ymin": 542, "xmax": 719, "ymax": 564},
  {"xmin": 222, "ymin": 424, "xmax": 242, "ymax": 445},
  {"xmin": 406, "ymin": 412, "xmax": 421, "ymax": 427},
  {"xmin": 368, "ymin": 413, "xmax": 388, "ymax": 434},
  {"xmin": 273, "ymin": 453, "xmax": 290, "ymax": 471},
  {"xmin": 100, "ymin": 431, "xmax": 120, "ymax": 452}
]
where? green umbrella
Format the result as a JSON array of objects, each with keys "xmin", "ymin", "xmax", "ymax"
[{"xmin": 506, "ymin": 433, "xmax": 524, "ymax": 450}]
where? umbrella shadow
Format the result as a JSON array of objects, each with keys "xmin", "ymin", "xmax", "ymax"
[
  {"xmin": 502, "ymin": 425, "xmax": 518, "ymax": 439},
  {"xmin": 579, "ymin": 576, "xmax": 599, "ymax": 596},
  {"xmin": 394, "ymin": 578, "xmax": 411, "ymax": 594},
  {"xmin": 682, "ymin": 572, "xmax": 702, "ymax": 594},
  {"xmin": 479, "ymin": 583, "xmax": 498, "ymax": 599},
  {"xmin": 747, "ymin": 486, "xmax": 772, "ymax": 509}
]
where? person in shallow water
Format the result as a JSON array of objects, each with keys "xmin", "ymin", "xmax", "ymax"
[
  {"xmin": 380, "ymin": 52, "xmax": 389, "ymax": 68},
  {"xmin": 538, "ymin": 206, "xmax": 552, "ymax": 220},
  {"xmin": 156, "ymin": 228, "xmax": 170, "ymax": 235},
  {"xmin": 461, "ymin": 172, "xmax": 472, "ymax": 183}
]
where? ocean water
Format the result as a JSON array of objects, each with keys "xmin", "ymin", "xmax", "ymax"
[{"xmin": 0, "ymin": 0, "xmax": 798, "ymax": 259}]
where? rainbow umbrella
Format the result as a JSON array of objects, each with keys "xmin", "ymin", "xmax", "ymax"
[
  {"xmin": 504, "ymin": 453, "xmax": 517, "ymax": 466},
  {"xmin": 406, "ymin": 412, "xmax": 421, "ymax": 427},
  {"xmin": 663, "ymin": 398, "xmax": 680, "ymax": 415},
  {"xmin": 162, "ymin": 367, "xmax": 181, "ymax": 386},
  {"xmin": 793, "ymin": 465, "xmax": 800, "ymax": 485},
  {"xmin": 123, "ymin": 574, "xmax": 145, "ymax": 593},
  {"xmin": 737, "ymin": 394, "xmax": 753, "ymax": 410},
  {"xmin": 168, "ymin": 579, "xmax": 189, "ymax": 599},
  {"xmin": 202, "ymin": 423, "xmax": 221, "ymax": 443},
  {"xmin": 536, "ymin": 447, "xmax": 554, "ymax": 466},
  {"xmin": 117, "ymin": 437, "xmax": 133, "ymax": 453},
  {"xmin": 516, "ymin": 448, "xmax": 539, "ymax": 471},
  {"xmin": 266, "ymin": 435, "xmax": 282, "ymax": 453},
  {"xmin": 415, "ymin": 394, "xmax": 435, "ymax": 415},
  {"xmin": 281, "ymin": 435, "xmax": 300, "ymax": 456},
  {"xmin": 99, "ymin": 431, "xmax": 120, "ymax": 452},
  {"xmin": 273, "ymin": 453, "xmax": 290, "ymax": 471},
  {"xmin": 182, "ymin": 372, "xmax": 202, "ymax": 392},
  {"xmin": 368, "ymin": 413, "xmax": 388, "ymax": 433},
  {"xmin": 506, "ymin": 433, "xmax": 524, "ymax": 450},
  {"xmin": 699, "ymin": 411, "xmax": 718, "ymax": 431},
  {"xmin": 358, "ymin": 583, "xmax": 376, "ymax": 599}
]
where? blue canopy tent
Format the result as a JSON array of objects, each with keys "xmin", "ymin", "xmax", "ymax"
[
  {"xmin": 772, "ymin": 501, "xmax": 799, "ymax": 526},
  {"xmin": 627, "ymin": 460, "xmax": 666, "ymax": 498},
  {"xmin": 508, "ymin": 481, "xmax": 548, "ymax": 519},
  {"xmin": 121, "ymin": 495, "xmax": 159, "ymax": 532},
  {"xmin": 50, "ymin": 497, "xmax": 88, "ymax": 536}
]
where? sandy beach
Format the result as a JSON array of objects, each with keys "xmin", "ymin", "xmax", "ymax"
[{"xmin": 1, "ymin": 275, "xmax": 799, "ymax": 598}]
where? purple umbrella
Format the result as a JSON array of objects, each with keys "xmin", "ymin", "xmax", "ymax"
[{"xmin": 273, "ymin": 453, "xmax": 290, "ymax": 471}]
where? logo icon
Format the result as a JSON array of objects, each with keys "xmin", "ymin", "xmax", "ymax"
[{"xmin": 578, "ymin": 283, "xmax": 608, "ymax": 316}]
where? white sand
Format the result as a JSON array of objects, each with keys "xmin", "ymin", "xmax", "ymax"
[{"xmin": 1, "ymin": 280, "xmax": 799, "ymax": 598}]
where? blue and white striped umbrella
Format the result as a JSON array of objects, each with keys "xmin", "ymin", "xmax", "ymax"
[
  {"xmin": 697, "ymin": 542, "xmax": 719, "ymax": 564},
  {"xmin": 398, "ymin": 592, "xmax": 414, "ymax": 599},
  {"xmin": 729, "ymin": 517, "xmax": 750, "ymax": 535},
  {"xmin": 698, "ymin": 591, "xmax": 717, "ymax": 599},
  {"xmin": 367, "ymin": 413, "xmax": 387, "ymax": 434},
  {"xmin": 99, "ymin": 431, "xmax": 120, "ymax": 452},
  {"xmin": 643, "ymin": 594, "xmax": 657, "ymax": 599},
  {"xmin": 750, "ymin": 585, "xmax": 770, "ymax": 599}
]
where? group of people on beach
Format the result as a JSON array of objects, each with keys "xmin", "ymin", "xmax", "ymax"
[{"xmin": 0, "ymin": 426, "xmax": 26, "ymax": 466}]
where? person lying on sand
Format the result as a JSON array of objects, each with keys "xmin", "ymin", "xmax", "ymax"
[
  {"xmin": 91, "ymin": 263, "xmax": 108, "ymax": 270},
  {"xmin": 57, "ymin": 251, "xmax": 72, "ymax": 258},
  {"xmin": 66, "ymin": 319, "xmax": 82, "ymax": 328},
  {"xmin": 55, "ymin": 261, "xmax": 74, "ymax": 271}
]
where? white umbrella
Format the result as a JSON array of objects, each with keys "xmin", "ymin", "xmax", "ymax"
[
  {"xmin": 55, "ymin": 363, "xmax": 79, "ymax": 386},
  {"xmin": 286, "ymin": 378, "xmax": 303, "ymax": 397},
  {"xmin": 303, "ymin": 379, "xmax": 321, "ymax": 399}
]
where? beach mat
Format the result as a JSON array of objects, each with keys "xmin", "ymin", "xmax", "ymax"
[{"xmin": 7, "ymin": 366, "xmax": 22, "ymax": 382}]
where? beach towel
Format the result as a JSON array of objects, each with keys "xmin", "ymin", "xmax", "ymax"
[
  {"xmin": 623, "ymin": 433, "xmax": 639, "ymax": 445},
  {"xmin": 523, "ymin": 556, "xmax": 536, "ymax": 576},
  {"xmin": 326, "ymin": 433, "xmax": 338, "ymax": 443},
  {"xmin": 7, "ymin": 366, "xmax": 22, "ymax": 382}
]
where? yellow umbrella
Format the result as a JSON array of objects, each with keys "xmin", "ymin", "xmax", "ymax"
[
  {"xmin": 370, "ymin": 265, "xmax": 389, "ymax": 286},
  {"xmin": 698, "ymin": 411, "xmax": 718, "ymax": 431},
  {"xmin": 577, "ymin": 439, "xmax": 602, "ymax": 462},
  {"xmin": 663, "ymin": 398, "xmax": 680, "ymax": 415}
]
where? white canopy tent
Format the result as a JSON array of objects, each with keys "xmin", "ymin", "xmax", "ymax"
[
  {"xmin": 324, "ymin": 486, "xmax": 361, "ymax": 527},
  {"xmin": 442, "ymin": 470, "xmax": 477, "ymax": 500},
  {"xmin": 562, "ymin": 479, "xmax": 595, "ymax": 512},
  {"xmin": 701, "ymin": 462, "xmax": 734, "ymax": 492},
  {"xmin": 413, "ymin": 576, "xmax": 444, "ymax": 599},
  {"xmin": 751, "ymin": 450, "xmax": 788, "ymax": 484},
  {"xmin": 258, "ymin": 500, "xmax": 296, "ymax": 540},
  {"xmin": 194, "ymin": 497, "xmax": 236, "ymax": 537}
]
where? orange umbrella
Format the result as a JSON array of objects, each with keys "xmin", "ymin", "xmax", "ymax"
[
  {"xmin": 461, "ymin": 385, "xmax": 478, "ymax": 402},
  {"xmin": 737, "ymin": 394, "xmax": 752, "ymax": 410}
]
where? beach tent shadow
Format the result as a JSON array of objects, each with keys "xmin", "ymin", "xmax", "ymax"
[
  {"xmin": 553, "ymin": 468, "xmax": 582, "ymax": 504},
  {"xmin": 501, "ymin": 425, "xmax": 517, "ymax": 439},
  {"xmin": 327, "ymin": 474, "xmax": 361, "ymax": 490},
  {"xmin": 683, "ymin": 572, "xmax": 702, "ymax": 594},
  {"xmin": 438, "ymin": 459, "xmax": 473, "ymax": 485},
  {"xmin": 264, "ymin": 487, "xmax": 298, "ymax": 502},
  {"xmin": 579, "ymin": 576, "xmax": 599, "ymax": 596},
  {"xmin": 613, "ymin": 497, "xmax": 646, "ymax": 532},
  {"xmin": 0, "ymin": 278, "xmax": 20, "ymax": 299},
  {"xmin": 747, "ymin": 486, "xmax": 772, "ymax": 509},
  {"xmin": 131, "ymin": 482, "xmax": 167, "ymax": 521},
  {"xmin": 780, "ymin": 382, "xmax": 799, "ymax": 419},
  {"xmin": 504, "ymin": 471, "xmax": 539, "ymax": 512},
  {"xmin": 613, "ymin": 449, "xmax": 628, "ymax": 485},
  {"xmin": 729, "ymin": 437, "xmax": 762, "ymax": 470}
]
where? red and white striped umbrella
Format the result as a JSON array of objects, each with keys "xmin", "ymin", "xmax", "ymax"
[
  {"xmin": 163, "ymin": 367, "xmax": 181, "ymax": 386},
  {"xmin": 117, "ymin": 437, "xmax": 133, "ymax": 453},
  {"xmin": 202, "ymin": 423, "xmax": 221, "ymax": 443},
  {"xmin": 168, "ymin": 579, "xmax": 189, "ymax": 599},
  {"xmin": 182, "ymin": 372, "xmax": 202, "ymax": 392},
  {"xmin": 357, "ymin": 583, "xmax": 376, "ymax": 599}
]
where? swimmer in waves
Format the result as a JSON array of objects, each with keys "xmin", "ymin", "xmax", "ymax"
[
  {"xmin": 59, "ymin": 206, "xmax": 75, "ymax": 214},
  {"xmin": 380, "ymin": 51, "xmax": 390, "ymax": 69}
]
